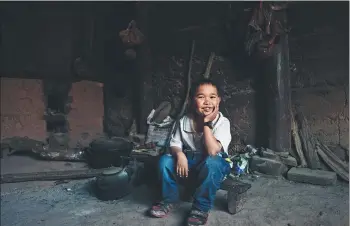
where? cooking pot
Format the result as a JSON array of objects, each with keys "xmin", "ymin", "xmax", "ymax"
[{"xmin": 85, "ymin": 137, "xmax": 133, "ymax": 169}]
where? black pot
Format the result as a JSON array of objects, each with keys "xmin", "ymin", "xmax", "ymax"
[{"xmin": 85, "ymin": 137, "xmax": 133, "ymax": 169}]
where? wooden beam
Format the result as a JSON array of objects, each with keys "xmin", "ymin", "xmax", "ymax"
[
  {"xmin": 264, "ymin": 12, "xmax": 292, "ymax": 152},
  {"xmin": 135, "ymin": 2, "xmax": 154, "ymax": 134}
]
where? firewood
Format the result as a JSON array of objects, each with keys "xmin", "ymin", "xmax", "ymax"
[
  {"xmin": 291, "ymin": 112, "xmax": 308, "ymax": 167},
  {"xmin": 296, "ymin": 112, "xmax": 321, "ymax": 169},
  {"xmin": 316, "ymin": 145, "xmax": 349, "ymax": 182},
  {"xmin": 339, "ymin": 144, "xmax": 349, "ymax": 156},
  {"xmin": 317, "ymin": 141, "xmax": 349, "ymax": 172}
]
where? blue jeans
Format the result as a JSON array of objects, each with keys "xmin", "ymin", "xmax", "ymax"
[{"xmin": 158, "ymin": 153, "xmax": 231, "ymax": 212}]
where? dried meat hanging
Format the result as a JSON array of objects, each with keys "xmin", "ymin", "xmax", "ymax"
[{"xmin": 244, "ymin": 1, "xmax": 289, "ymax": 59}]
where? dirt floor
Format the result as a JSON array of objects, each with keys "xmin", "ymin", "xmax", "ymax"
[{"xmin": 1, "ymin": 155, "xmax": 349, "ymax": 226}]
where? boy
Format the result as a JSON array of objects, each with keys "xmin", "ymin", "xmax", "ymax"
[{"xmin": 149, "ymin": 79, "xmax": 232, "ymax": 225}]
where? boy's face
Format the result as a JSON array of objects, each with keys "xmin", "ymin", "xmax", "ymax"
[{"xmin": 193, "ymin": 84, "xmax": 221, "ymax": 117}]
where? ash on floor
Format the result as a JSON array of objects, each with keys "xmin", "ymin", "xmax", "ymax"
[{"xmin": 1, "ymin": 176, "xmax": 348, "ymax": 226}]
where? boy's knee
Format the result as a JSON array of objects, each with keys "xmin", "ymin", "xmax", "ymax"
[
  {"xmin": 204, "ymin": 156, "xmax": 222, "ymax": 168},
  {"xmin": 201, "ymin": 156, "xmax": 229, "ymax": 175},
  {"xmin": 159, "ymin": 154, "xmax": 175, "ymax": 171}
]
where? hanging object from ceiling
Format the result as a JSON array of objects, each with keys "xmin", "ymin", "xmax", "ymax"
[
  {"xmin": 119, "ymin": 20, "xmax": 145, "ymax": 47},
  {"xmin": 244, "ymin": 1, "xmax": 290, "ymax": 59}
]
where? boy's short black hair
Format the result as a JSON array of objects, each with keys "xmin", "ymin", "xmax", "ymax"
[{"xmin": 190, "ymin": 78, "xmax": 222, "ymax": 99}]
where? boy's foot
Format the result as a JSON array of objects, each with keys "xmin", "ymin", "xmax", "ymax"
[
  {"xmin": 186, "ymin": 208, "xmax": 209, "ymax": 226},
  {"xmin": 149, "ymin": 201, "xmax": 175, "ymax": 218}
]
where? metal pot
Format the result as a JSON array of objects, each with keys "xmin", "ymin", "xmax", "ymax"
[{"xmin": 85, "ymin": 137, "xmax": 133, "ymax": 169}]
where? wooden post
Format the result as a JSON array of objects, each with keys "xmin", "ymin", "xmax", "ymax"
[
  {"xmin": 265, "ymin": 12, "xmax": 292, "ymax": 152},
  {"xmin": 135, "ymin": 2, "xmax": 154, "ymax": 134}
]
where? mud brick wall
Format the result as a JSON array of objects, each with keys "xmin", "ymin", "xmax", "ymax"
[
  {"xmin": 289, "ymin": 24, "xmax": 349, "ymax": 148},
  {"xmin": 67, "ymin": 80, "xmax": 104, "ymax": 147},
  {"xmin": 151, "ymin": 27, "xmax": 256, "ymax": 153},
  {"xmin": 0, "ymin": 78, "xmax": 47, "ymax": 141},
  {"xmin": 287, "ymin": 2, "xmax": 349, "ymax": 148},
  {"xmin": 151, "ymin": 10, "xmax": 349, "ymax": 153},
  {"xmin": 293, "ymin": 90, "xmax": 349, "ymax": 148}
]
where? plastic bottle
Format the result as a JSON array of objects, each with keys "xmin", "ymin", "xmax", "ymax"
[{"xmin": 234, "ymin": 158, "xmax": 248, "ymax": 176}]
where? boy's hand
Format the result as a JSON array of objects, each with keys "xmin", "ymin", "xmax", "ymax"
[
  {"xmin": 203, "ymin": 105, "xmax": 219, "ymax": 123},
  {"xmin": 176, "ymin": 152, "xmax": 189, "ymax": 178}
]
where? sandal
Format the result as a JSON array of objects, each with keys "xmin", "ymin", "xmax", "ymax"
[
  {"xmin": 187, "ymin": 208, "xmax": 209, "ymax": 226},
  {"xmin": 149, "ymin": 201, "xmax": 174, "ymax": 218}
]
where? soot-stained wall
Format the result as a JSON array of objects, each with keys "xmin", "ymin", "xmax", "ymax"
[
  {"xmin": 0, "ymin": 2, "xmax": 348, "ymax": 152},
  {"xmin": 149, "ymin": 2, "xmax": 349, "ymax": 152}
]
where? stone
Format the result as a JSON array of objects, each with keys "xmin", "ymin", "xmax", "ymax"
[
  {"xmin": 260, "ymin": 149, "xmax": 279, "ymax": 160},
  {"xmin": 265, "ymin": 148, "xmax": 274, "ymax": 153},
  {"xmin": 287, "ymin": 167, "xmax": 337, "ymax": 186},
  {"xmin": 275, "ymin": 151, "xmax": 290, "ymax": 158},
  {"xmin": 250, "ymin": 155, "xmax": 288, "ymax": 176},
  {"xmin": 228, "ymin": 189, "xmax": 248, "ymax": 215},
  {"xmin": 280, "ymin": 156, "xmax": 298, "ymax": 167}
]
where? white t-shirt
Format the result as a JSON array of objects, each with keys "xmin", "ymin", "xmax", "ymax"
[{"xmin": 169, "ymin": 112, "xmax": 232, "ymax": 156}]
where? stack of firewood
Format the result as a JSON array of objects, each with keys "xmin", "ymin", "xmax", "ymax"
[{"xmin": 291, "ymin": 110, "xmax": 349, "ymax": 181}]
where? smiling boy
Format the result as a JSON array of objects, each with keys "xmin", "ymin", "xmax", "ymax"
[{"xmin": 149, "ymin": 79, "xmax": 232, "ymax": 225}]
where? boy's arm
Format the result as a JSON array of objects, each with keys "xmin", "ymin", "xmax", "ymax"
[
  {"xmin": 169, "ymin": 125, "xmax": 183, "ymax": 156},
  {"xmin": 169, "ymin": 122, "xmax": 189, "ymax": 178},
  {"xmin": 203, "ymin": 126, "xmax": 222, "ymax": 156},
  {"xmin": 203, "ymin": 118, "xmax": 231, "ymax": 156}
]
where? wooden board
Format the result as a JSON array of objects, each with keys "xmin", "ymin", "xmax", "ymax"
[{"xmin": 0, "ymin": 168, "xmax": 119, "ymax": 184}]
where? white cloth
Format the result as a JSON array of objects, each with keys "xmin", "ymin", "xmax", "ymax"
[{"xmin": 169, "ymin": 112, "xmax": 232, "ymax": 155}]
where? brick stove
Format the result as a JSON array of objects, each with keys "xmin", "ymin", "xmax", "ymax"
[
  {"xmin": 1, "ymin": 77, "xmax": 104, "ymax": 148},
  {"xmin": 1, "ymin": 78, "xmax": 47, "ymax": 141}
]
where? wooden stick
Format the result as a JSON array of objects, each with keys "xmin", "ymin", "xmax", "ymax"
[
  {"xmin": 317, "ymin": 141, "xmax": 349, "ymax": 172},
  {"xmin": 164, "ymin": 40, "xmax": 195, "ymax": 148},
  {"xmin": 296, "ymin": 112, "xmax": 321, "ymax": 169},
  {"xmin": 339, "ymin": 144, "xmax": 349, "ymax": 155},
  {"xmin": 316, "ymin": 145, "xmax": 349, "ymax": 181},
  {"xmin": 291, "ymin": 111, "xmax": 308, "ymax": 167},
  {"xmin": 0, "ymin": 168, "xmax": 119, "ymax": 184},
  {"xmin": 203, "ymin": 52, "xmax": 215, "ymax": 79}
]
